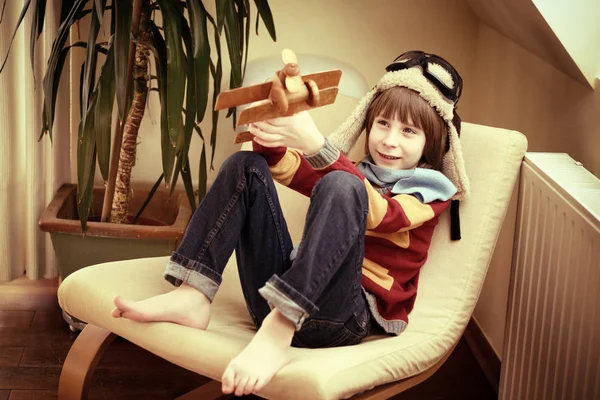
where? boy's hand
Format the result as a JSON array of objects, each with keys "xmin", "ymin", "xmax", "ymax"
[{"xmin": 249, "ymin": 111, "xmax": 325, "ymax": 155}]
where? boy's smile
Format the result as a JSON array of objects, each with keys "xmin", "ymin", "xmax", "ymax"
[
  {"xmin": 377, "ymin": 152, "xmax": 401, "ymax": 160},
  {"xmin": 368, "ymin": 115, "xmax": 426, "ymax": 170}
]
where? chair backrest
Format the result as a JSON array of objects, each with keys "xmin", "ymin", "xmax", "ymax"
[
  {"xmin": 407, "ymin": 123, "xmax": 526, "ymax": 339},
  {"xmin": 243, "ymin": 122, "xmax": 527, "ymax": 342}
]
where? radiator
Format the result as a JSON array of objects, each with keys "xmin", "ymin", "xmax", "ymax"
[{"xmin": 499, "ymin": 153, "xmax": 600, "ymax": 400}]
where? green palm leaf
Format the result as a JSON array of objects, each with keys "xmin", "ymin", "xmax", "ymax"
[
  {"xmin": 205, "ymin": 13, "xmax": 222, "ymax": 169},
  {"xmin": 169, "ymin": 154, "xmax": 181, "ymax": 198},
  {"xmin": 80, "ymin": 0, "xmax": 106, "ymax": 135},
  {"xmin": 242, "ymin": 0, "xmax": 250, "ymax": 81},
  {"xmin": 186, "ymin": 0, "xmax": 210, "ymax": 122},
  {"xmin": 198, "ymin": 139, "xmax": 207, "ymax": 202},
  {"xmin": 30, "ymin": 0, "xmax": 47, "ymax": 82},
  {"xmin": 132, "ymin": 173, "xmax": 164, "ymax": 225},
  {"xmin": 192, "ymin": 125, "xmax": 207, "ymax": 203},
  {"xmin": 180, "ymin": 154, "xmax": 196, "ymax": 212},
  {"xmin": 224, "ymin": 0, "xmax": 242, "ymax": 88},
  {"xmin": 254, "ymin": 0, "xmax": 276, "ymax": 41},
  {"xmin": 181, "ymin": 18, "xmax": 195, "ymax": 172},
  {"xmin": 77, "ymin": 91, "xmax": 98, "ymax": 196},
  {"xmin": 59, "ymin": 0, "xmax": 78, "ymax": 24},
  {"xmin": 0, "ymin": 0, "xmax": 33, "ymax": 74},
  {"xmin": 36, "ymin": 41, "xmax": 85, "ymax": 141},
  {"xmin": 94, "ymin": 0, "xmax": 104, "ymax": 31},
  {"xmin": 41, "ymin": 0, "xmax": 88, "ymax": 136},
  {"xmin": 216, "ymin": 0, "xmax": 226, "ymax": 34},
  {"xmin": 94, "ymin": 40, "xmax": 116, "ymax": 181},
  {"xmin": 149, "ymin": 20, "xmax": 176, "ymax": 187},
  {"xmin": 77, "ymin": 90, "xmax": 99, "ymax": 231},
  {"xmin": 156, "ymin": 0, "xmax": 186, "ymax": 147},
  {"xmin": 77, "ymin": 146, "xmax": 97, "ymax": 232},
  {"xmin": 114, "ymin": 0, "xmax": 132, "ymax": 120}
]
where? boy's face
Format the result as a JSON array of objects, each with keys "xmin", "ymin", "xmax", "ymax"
[{"xmin": 368, "ymin": 114, "xmax": 426, "ymax": 170}]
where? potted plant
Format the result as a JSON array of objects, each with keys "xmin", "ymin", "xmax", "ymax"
[{"xmin": 0, "ymin": 0, "xmax": 277, "ymax": 280}]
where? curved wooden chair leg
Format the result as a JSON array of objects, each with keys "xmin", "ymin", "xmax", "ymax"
[{"xmin": 58, "ymin": 324, "xmax": 117, "ymax": 400}]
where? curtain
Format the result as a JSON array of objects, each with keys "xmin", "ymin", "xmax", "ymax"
[{"xmin": 0, "ymin": 1, "xmax": 71, "ymax": 281}]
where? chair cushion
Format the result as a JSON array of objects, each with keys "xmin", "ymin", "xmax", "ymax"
[{"xmin": 58, "ymin": 122, "xmax": 527, "ymax": 399}]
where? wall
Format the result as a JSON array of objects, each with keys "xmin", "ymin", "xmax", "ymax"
[
  {"xmin": 466, "ymin": 0, "xmax": 590, "ymax": 87},
  {"xmin": 532, "ymin": 0, "xmax": 600, "ymax": 85},
  {"xmin": 468, "ymin": 22, "xmax": 600, "ymax": 359},
  {"xmin": 465, "ymin": 25, "xmax": 600, "ymax": 178}
]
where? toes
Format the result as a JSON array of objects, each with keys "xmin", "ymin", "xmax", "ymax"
[
  {"xmin": 235, "ymin": 376, "xmax": 249, "ymax": 397},
  {"xmin": 113, "ymin": 295, "xmax": 129, "ymax": 311},
  {"xmin": 221, "ymin": 366, "xmax": 236, "ymax": 394},
  {"xmin": 111, "ymin": 308, "xmax": 124, "ymax": 318},
  {"xmin": 243, "ymin": 377, "xmax": 259, "ymax": 396}
]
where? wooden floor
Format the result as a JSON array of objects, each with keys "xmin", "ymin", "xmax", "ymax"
[{"xmin": 0, "ymin": 276, "xmax": 497, "ymax": 400}]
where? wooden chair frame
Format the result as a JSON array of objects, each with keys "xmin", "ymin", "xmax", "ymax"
[{"xmin": 58, "ymin": 323, "xmax": 455, "ymax": 400}]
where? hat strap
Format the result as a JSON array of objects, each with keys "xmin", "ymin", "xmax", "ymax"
[{"xmin": 450, "ymin": 200, "xmax": 461, "ymax": 241}]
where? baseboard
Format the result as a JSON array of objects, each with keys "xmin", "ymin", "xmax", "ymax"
[{"xmin": 463, "ymin": 317, "xmax": 501, "ymax": 394}]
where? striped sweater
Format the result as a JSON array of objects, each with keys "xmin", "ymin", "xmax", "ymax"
[{"xmin": 253, "ymin": 140, "xmax": 452, "ymax": 334}]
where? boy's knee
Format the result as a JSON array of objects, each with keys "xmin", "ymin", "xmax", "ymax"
[
  {"xmin": 221, "ymin": 151, "xmax": 267, "ymax": 173},
  {"xmin": 318, "ymin": 170, "xmax": 362, "ymax": 189},
  {"xmin": 314, "ymin": 171, "xmax": 367, "ymax": 203}
]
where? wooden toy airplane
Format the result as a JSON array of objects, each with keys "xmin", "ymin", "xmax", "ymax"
[{"xmin": 215, "ymin": 49, "xmax": 342, "ymax": 144}]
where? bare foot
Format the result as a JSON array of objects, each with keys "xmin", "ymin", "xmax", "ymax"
[
  {"xmin": 221, "ymin": 309, "xmax": 295, "ymax": 396},
  {"xmin": 111, "ymin": 282, "xmax": 211, "ymax": 330}
]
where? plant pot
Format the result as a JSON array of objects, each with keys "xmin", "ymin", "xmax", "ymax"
[{"xmin": 39, "ymin": 184, "xmax": 193, "ymax": 280}]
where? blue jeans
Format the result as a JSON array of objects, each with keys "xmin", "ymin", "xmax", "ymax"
[{"xmin": 164, "ymin": 151, "xmax": 371, "ymax": 348}]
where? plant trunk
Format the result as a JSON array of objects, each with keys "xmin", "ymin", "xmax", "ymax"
[
  {"xmin": 109, "ymin": 30, "xmax": 151, "ymax": 224},
  {"xmin": 100, "ymin": 0, "xmax": 146, "ymax": 223}
]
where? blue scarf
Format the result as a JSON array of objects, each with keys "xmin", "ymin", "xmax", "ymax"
[{"xmin": 357, "ymin": 156, "xmax": 456, "ymax": 203}]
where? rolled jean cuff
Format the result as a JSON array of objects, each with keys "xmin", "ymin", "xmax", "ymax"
[
  {"xmin": 163, "ymin": 252, "xmax": 222, "ymax": 302},
  {"xmin": 258, "ymin": 275, "xmax": 319, "ymax": 331}
]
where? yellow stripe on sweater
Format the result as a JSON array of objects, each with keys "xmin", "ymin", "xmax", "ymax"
[
  {"xmin": 269, "ymin": 150, "xmax": 302, "ymax": 186},
  {"xmin": 362, "ymin": 258, "xmax": 393, "ymax": 291},
  {"xmin": 363, "ymin": 180, "xmax": 388, "ymax": 229},
  {"xmin": 391, "ymin": 194, "xmax": 435, "ymax": 231},
  {"xmin": 366, "ymin": 230, "xmax": 410, "ymax": 248}
]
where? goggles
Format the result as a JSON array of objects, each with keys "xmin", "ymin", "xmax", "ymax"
[{"xmin": 385, "ymin": 50, "xmax": 463, "ymax": 104}]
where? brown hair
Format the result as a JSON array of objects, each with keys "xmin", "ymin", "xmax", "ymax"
[{"xmin": 363, "ymin": 87, "xmax": 448, "ymax": 171}]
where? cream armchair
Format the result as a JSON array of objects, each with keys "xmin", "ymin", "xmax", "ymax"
[{"xmin": 57, "ymin": 122, "xmax": 527, "ymax": 399}]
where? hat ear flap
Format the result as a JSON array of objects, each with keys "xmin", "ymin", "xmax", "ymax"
[
  {"xmin": 442, "ymin": 122, "xmax": 470, "ymax": 201},
  {"xmin": 452, "ymin": 111, "xmax": 462, "ymax": 136},
  {"xmin": 445, "ymin": 110, "xmax": 462, "ymax": 153}
]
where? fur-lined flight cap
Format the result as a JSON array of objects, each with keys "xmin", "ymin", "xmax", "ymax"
[
  {"xmin": 329, "ymin": 50, "xmax": 470, "ymax": 203},
  {"xmin": 328, "ymin": 50, "xmax": 469, "ymax": 240}
]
